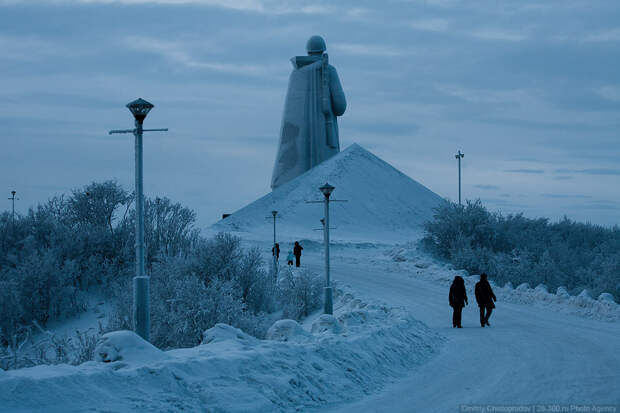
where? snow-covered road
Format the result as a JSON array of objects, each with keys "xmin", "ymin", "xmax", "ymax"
[{"xmin": 299, "ymin": 245, "xmax": 620, "ymax": 412}]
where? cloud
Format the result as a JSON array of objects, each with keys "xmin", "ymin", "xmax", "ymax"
[
  {"xmin": 553, "ymin": 176, "xmax": 573, "ymax": 181},
  {"xmin": 346, "ymin": 120, "xmax": 418, "ymax": 136},
  {"xmin": 121, "ymin": 36, "xmax": 272, "ymax": 76},
  {"xmin": 573, "ymin": 201, "xmax": 620, "ymax": 211},
  {"xmin": 541, "ymin": 194, "xmax": 592, "ymax": 199},
  {"xmin": 504, "ymin": 169, "xmax": 545, "ymax": 174},
  {"xmin": 470, "ymin": 28, "xmax": 526, "ymax": 42},
  {"xmin": 0, "ymin": 0, "xmax": 335, "ymax": 14},
  {"xmin": 331, "ymin": 43, "xmax": 405, "ymax": 57},
  {"xmin": 584, "ymin": 28, "xmax": 620, "ymax": 42},
  {"xmin": 554, "ymin": 168, "xmax": 620, "ymax": 176},
  {"xmin": 474, "ymin": 184, "xmax": 500, "ymax": 190},
  {"xmin": 435, "ymin": 85, "xmax": 528, "ymax": 105},
  {"xmin": 410, "ymin": 18, "xmax": 450, "ymax": 33},
  {"xmin": 410, "ymin": 18, "xmax": 526, "ymax": 42},
  {"xmin": 0, "ymin": 35, "xmax": 80, "ymax": 61},
  {"xmin": 596, "ymin": 86, "xmax": 620, "ymax": 102}
]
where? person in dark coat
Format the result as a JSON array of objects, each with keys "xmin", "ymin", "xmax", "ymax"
[
  {"xmin": 475, "ymin": 273, "xmax": 496, "ymax": 327},
  {"xmin": 293, "ymin": 241, "xmax": 303, "ymax": 267},
  {"xmin": 272, "ymin": 243, "xmax": 280, "ymax": 261},
  {"xmin": 449, "ymin": 276, "xmax": 468, "ymax": 328}
]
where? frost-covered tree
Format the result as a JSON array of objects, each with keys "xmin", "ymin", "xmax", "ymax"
[{"xmin": 423, "ymin": 199, "xmax": 620, "ymax": 300}]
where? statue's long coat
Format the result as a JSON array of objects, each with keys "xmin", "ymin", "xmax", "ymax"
[{"xmin": 271, "ymin": 56, "xmax": 346, "ymax": 189}]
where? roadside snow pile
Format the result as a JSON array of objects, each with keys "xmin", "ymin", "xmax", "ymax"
[
  {"xmin": 499, "ymin": 284, "xmax": 620, "ymax": 321},
  {"xmin": 94, "ymin": 330, "xmax": 168, "ymax": 364},
  {"xmin": 210, "ymin": 143, "xmax": 444, "ymax": 242},
  {"xmin": 0, "ymin": 287, "xmax": 442, "ymax": 413},
  {"xmin": 385, "ymin": 243, "xmax": 620, "ymax": 322}
]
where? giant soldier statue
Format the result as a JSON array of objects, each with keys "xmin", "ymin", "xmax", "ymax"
[{"xmin": 271, "ymin": 35, "xmax": 347, "ymax": 189}]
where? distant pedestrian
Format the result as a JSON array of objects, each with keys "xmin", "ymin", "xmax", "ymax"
[
  {"xmin": 293, "ymin": 241, "xmax": 303, "ymax": 267},
  {"xmin": 286, "ymin": 250, "xmax": 294, "ymax": 266},
  {"xmin": 475, "ymin": 273, "xmax": 496, "ymax": 327},
  {"xmin": 449, "ymin": 276, "xmax": 468, "ymax": 328},
  {"xmin": 272, "ymin": 243, "xmax": 280, "ymax": 260}
]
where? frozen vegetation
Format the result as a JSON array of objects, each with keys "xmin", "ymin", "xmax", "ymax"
[
  {"xmin": 0, "ymin": 181, "xmax": 324, "ymax": 370},
  {"xmin": 423, "ymin": 199, "xmax": 620, "ymax": 301}
]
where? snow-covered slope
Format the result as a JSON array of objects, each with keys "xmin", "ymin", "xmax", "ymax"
[{"xmin": 210, "ymin": 143, "xmax": 444, "ymax": 243}]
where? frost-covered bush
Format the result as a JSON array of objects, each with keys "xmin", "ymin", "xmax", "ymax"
[
  {"xmin": 423, "ymin": 199, "xmax": 620, "ymax": 300},
  {"xmin": 0, "ymin": 251, "xmax": 87, "ymax": 344},
  {"xmin": 277, "ymin": 267, "xmax": 324, "ymax": 320},
  {"xmin": 107, "ymin": 235, "xmax": 277, "ymax": 349},
  {"xmin": 1, "ymin": 180, "xmax": 323, "ymax": 360},
  {"xmin": 0, "ymin": 325, "xmax": 100, "ymax": 371},
  {"xmin": 0, "ymin": 180, "xmax": 199, "ymax": 348}
]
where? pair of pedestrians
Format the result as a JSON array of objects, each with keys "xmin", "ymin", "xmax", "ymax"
[{"xmin": 449, "ymin": 273, "xmax": 496, "ymax": 328}]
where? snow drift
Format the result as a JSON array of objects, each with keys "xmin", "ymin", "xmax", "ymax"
[
  {"xmin": 0, "ymin": 287, "xmax": 442, "ymax": 413},
  {"xmin": 211, "ymin": 143, "xmax": 444, "ymax": 242}
]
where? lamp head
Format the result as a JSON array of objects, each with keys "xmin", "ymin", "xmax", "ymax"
[
  {"xmin": 272, "ymin": 210, "xmax": 278, "ymax": 217},
  {"xmin": 126, "ymin": 98, "xmax": 154, "ymax": 123},
  {"xmin": 319, "ymin": 183, "xmax": 335, "ymax": 198}
]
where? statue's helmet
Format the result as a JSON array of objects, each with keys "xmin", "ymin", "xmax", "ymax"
[{"xmin": 306, "ymin": 35, "xmax": 326, "ymax": 54}]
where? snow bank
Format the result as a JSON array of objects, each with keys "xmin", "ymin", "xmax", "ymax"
[
  {"xmin": 266, "ymin": 319, "xmax": 311, "ymax": 342},
  {"xmin": 0, "ymin": 287, "xmax": 442, "ymax": 413},
  {"xmin": 385, "ymin": 243, "xmax": 620, "ymax": 322},
  {"xmin": 94, "ymin": 330, "xmax": 168, "ymax": 364}
]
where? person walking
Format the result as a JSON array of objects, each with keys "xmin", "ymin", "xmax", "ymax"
[
  {"xmin": 475, "ymin": 273, "xmax": 497, "ymax": 327},
  {"xmin": 293, "ymin": 241, "xmax": 303, "ymax": 267},
  {"xmin": 286, "ymin": 250, "xmax": 294, "ymax": 266},
  {"xmin": 272, "ymin": 243, "xmax": 280, "ymax": 261},
  {"xmin": 449, "ymin": 276, "xmax": 468, "ymax": 328}
]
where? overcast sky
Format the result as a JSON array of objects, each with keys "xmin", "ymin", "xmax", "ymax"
[{"xmin": 1, "ymin": 0, "xmax": 619, "ymax": 229}]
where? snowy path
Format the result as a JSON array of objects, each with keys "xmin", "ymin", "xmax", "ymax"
[{"xmin": 299, "ymin": 247, "xmax": 620, "ymax": 412}]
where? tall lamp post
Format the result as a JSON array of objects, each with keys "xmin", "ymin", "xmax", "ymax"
[
  {"xmin": 306, "ymin": 183, "xmax": 346, "ymax": 314},
  {"xmin": 8, "ymin": 190, "xmax": 19, "ymax": 232},
  {"xmin": 109, "ymin": 98, "xmax": 168, "ymax": 342},
  {"xmin": 320, "ymin": 184, "xmax": 335, "ymax": 314},
  {"xmin": 271, "ymin": 210, "xmax": 278, "ymax": 278},
  {"xmin": 455, "ymin": 150, "xmax": 464, "ymax": 206}
]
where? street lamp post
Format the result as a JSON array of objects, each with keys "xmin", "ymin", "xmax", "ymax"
[
  {"xmin": 8, "ymin": 190, "xmax": 19, "ymax": 232},
  {"xmin": 271, "ymin": 210, "xmax": 278, "ymax": 278},
  {"xmin": 109, "ymin": 98, "xmax": 168, "ymax": 342},
  {"xmin": 306, "ymin": 183, "xmax": 346, "ymax": 314},
  {"xmin": 320, "ymin": 183, "xmax": 334, "ymax": 314},
  {"xmin": 455, "ymin": 150, "xmax": 464, "ymax": 206}
]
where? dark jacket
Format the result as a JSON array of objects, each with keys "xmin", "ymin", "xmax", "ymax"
[
  {"xmin": 449, "ymin": 276, "xmax": 468, "ymax": 308},
  {"xmin": 293, "ymin": 244, "xmax": 303, "ymax": 257},
  {"xmin": 475, "ymin": 279, "xmax": 496, "ymax": 308}
]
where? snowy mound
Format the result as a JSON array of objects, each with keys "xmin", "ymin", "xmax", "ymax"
[
  {"xmin": 211, "ymin": 143, "xmax": 444, "ymax": 242},
  {"xmin": 94, "ymin": 330, "xmax": 168, "ymax": 364},
  {"xmin": 0, "ymin": 287, "xmax": 441, "ymax": 413}
]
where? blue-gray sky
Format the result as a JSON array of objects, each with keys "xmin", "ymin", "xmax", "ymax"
[{"xmin": 1, "ymin": 0, "xmax": 619, "ymax": 228}]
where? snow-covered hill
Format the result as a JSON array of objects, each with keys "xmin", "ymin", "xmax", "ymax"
[{"xmin": 210, "ymin": 143, "xmax": 444, "ymax": 243}]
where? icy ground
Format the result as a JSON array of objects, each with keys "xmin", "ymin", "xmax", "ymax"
[
  {"xmin": 293, "ymin": 240, "xmax": 620, "ymax": 412},
  {"xmin": 1, "ymin": 237, "xmax": 619, "ymax": 412}
]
